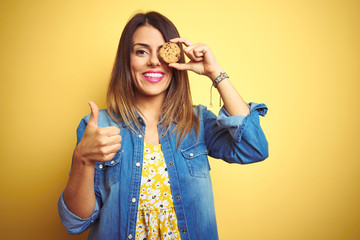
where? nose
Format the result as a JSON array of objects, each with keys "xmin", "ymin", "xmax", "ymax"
[{"xmin": 148, "ymin": 52, "xmax": 161, "ymax": 67}]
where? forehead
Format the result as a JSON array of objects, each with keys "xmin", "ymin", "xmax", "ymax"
[{"xmin": 132, "ymin": 25, "xmax": 166, "ymax": 45}]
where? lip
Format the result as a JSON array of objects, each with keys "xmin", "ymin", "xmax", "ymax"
[{"xmin": 142, "ymin": 71, "xmax": 165, "ymax": 83}]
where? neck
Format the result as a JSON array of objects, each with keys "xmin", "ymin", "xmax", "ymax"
[{"xmin": 135, "ymin": 93, "xmax": 165, "ymax": 124}]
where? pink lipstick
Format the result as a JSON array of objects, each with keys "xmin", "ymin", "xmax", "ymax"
[{"xmin": 142, "ymin": 71, "xmax": 165, "ymax": 83}]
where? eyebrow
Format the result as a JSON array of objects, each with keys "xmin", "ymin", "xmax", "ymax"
[
  {"xmin": 132, "ymin": 43, "xmax": 164, "ymax": 49},
  {"xmin": 132, "ymin": 43, "xmax": 150, "ymax": 47}
]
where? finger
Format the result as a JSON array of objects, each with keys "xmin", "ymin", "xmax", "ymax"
[
  {"xmin": 170, "ymin": 38, "xmax": 193, "ymax": 47},
  {"xmin": 97, "ymin": 152, "xmax": 117, "ymax": 162},
  {"xmin": 183, "ymin": 45, "xmax": 195, "ymax": 55},
  {"xmin": 193, "ymin": 47, "xmax": 204, "ymax": 58},
  {"xmin": 184, "ymin": 44, "xmax": 204, "ymax": 62},
  {"xmin": 183, "ymin": 48, "xmax": 203, "ymax": 62},
  {"xmin": 88, "ymin": 101, "xmax": 99, "ymax": 127},
  {"xmin": 169, "ymin": 62, "xmax": 191, "ymax": 71},
  {"xmin": 97, "ymin": 126, "xmax": 120, "ymax": 136},
  {"xmin": 194, "ymin": 48, "xmax": 204, "ymax": 58},
  {"xmin": 100, "ymin": 143, "xmax": 121, "ymax": 156},
  {"xmin": 107, "ymin": 134, "xmax": 122, "ymax": 145}
]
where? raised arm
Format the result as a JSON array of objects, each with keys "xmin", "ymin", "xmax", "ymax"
[
  {"xmin": 169, "ymin": 38, "xmax": 250, "ymax": 117},
  {"xmin": 169, "ymin": 38, "xmax": 268, "ymax": 163}
]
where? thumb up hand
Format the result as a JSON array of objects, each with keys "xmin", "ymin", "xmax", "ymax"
[
  {"xmin": 88, "ymin": 101, "xmax": 99, "ymax": 127},
  {"xmin": 74, "ymin": 101, "xmax": 122, "ymax": 166}
]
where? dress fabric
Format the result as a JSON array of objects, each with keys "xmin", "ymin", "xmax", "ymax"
[{"xmin": 135, "ymin": 143, "xmax": 181, "ymax": 240}]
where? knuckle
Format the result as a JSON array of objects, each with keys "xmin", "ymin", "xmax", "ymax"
[
  {"xmin": 105, "ymin": 153, "xmax": 115, "ymax": 161},
  {"xmin": 108, "ymin": 126, "xmax": 120, "ymax": 135},
  {"xmin": 99, "ymin": 148, "xmax": 108, "ymax": 156},
  {"xmin": 117, "ymin": 135, "xmax": 122, "ymax": 143},
  {"xmin": 116, "ymin": 143, "xmax": 121, "ymax": 151},
  {"xmin": 95, "ymin": 128, "xmax": 103, "ymax": 135},
  {"xmin": 98, "ymin": 138, "xmax": 106, "ymax": 146}
]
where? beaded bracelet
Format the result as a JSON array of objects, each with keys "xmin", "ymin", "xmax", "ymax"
[
  {"xmin": 210, "ymin": 72, "xmax": 229, "ymax": 107},
  {"xmin": 212, "ymin": 72, "xmax": 229, "ymax": 88}
]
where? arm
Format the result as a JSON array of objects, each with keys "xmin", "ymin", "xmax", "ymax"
[
  {"xmin": 58, "ymin": 101, "xmax": 121, "ymax": 233},
  {"xmin": 169, "ymin": 38, "xmax": 250, "ymax": 117},
  {"xmin": 202, "ymin": 103, "xmax": 268, "ymax": 163},
  {"xmin": 169, "ymin": 38, "xmax": 267, "ymax": 163},
  {"xmin": 209, "ymin": 72, "xmax": 250, "ymax": 117}
]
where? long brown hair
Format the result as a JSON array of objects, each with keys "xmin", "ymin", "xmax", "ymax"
[{"xmin": 106, "ymin": 11, "xmax": 199, "ymax": 146}]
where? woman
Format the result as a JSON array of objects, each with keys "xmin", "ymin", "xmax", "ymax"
[{"xmin": 58, "ymin": 11, "xmax": 268, "ymax": 240}]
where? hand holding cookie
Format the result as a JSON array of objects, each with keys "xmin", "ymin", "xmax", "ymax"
[{"xmin": 168, "ymin": 38, "xmax": 223, "ymax": 81}]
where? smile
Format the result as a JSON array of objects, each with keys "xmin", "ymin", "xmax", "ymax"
[{"xmin": 143, "ymin": 72, "xmax": 165, "ymax": 83}]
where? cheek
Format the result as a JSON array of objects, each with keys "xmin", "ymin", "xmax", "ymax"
[
  {"xmin": 130, "ymin": 59, "xmax": 141, "ymax": 79},
  {"xmin": 130, "ymin": 55, "xmax": 142, "ymax": 70},
  {"xmin": 164, "ymin": 66, "xmax": 173, "ymax": 78}
]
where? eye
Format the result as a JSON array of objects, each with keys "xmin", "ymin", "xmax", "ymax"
[{"xmin": 136, "ymin": 49, "xmax": 148, "ymax": 56}]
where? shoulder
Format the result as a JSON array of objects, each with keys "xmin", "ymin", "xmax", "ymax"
[
  {"xmin": 192, "ymin": 104, "xmax": 210, "ymax": 115},
  {"xmin": 192, "ymin": 104, "xmax": 217, "ymax": 120}
]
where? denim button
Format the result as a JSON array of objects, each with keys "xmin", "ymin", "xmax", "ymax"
[
  {"xmin": 182, "ymin": 229, "xmax": 187, "ymax": 233},
  {"xmin": 110, "ymin": 160, "xmax": 115, "ymax": 165},
  {"xmin": 128, "ymin": 234, "xmax": 133, "ymax": 239},
  {"xmin": 138, "ymin": 134, "xmax": 142, "ymax": 139},
  {"xmin": 131, "ymin": 198, "xmax": 136, "ymax": 203},
  {"xmin": 169, "ymin": 162, "xmax": 174, "ymax": 166},
  {"xmin": 189, "ymin": 153, "xmax": 194, "ymax": 157},
  {"xmin": 176, "ymin": 195, "xmax": 181, "ymax": 200},
  {"xmin": 99, "ymin": 164, "xmax": 104, "ymax": 169},
  {"xmin": 136, "ymin": 162, "xmax": 141, "ymax": 167}
]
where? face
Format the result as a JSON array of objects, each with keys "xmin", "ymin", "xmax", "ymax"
[{"xmin": 130, "ymin": 25, "xmax": 173, "ymax": 100}]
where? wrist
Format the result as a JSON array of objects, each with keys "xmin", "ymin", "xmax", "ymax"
[
  {"xmin": 208, "ymin": 67, "xmax": 224, "ymax": 81},
  {"xmin": 73, "ymin": 146, "xmax": 95, "ymax": 168},
  {"xmin": 212, "ymin": 72, "xmax": 229, "ymax": 88}
]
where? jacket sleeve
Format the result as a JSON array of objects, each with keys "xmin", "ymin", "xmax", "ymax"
[
  {"xmin": 203, "ymin": 102, "xmax": 269, "ymax": 164},
  {"xmin": 58, "ymin": 192, "xmax": 100, "ymax": 234},
  {"xmin": 57, "ymin": 117, "xmax": 101, "ymax": 234}
]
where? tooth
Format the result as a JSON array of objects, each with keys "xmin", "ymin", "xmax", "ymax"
[{"xmin": 145, "ymin": 73, "xmax": 163, "ymax": 78}]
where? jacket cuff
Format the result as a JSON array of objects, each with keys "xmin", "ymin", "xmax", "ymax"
[
  {"xmin": 216, "ymin": 102, "xmax": 268, "ymax": 140},
  {"xmin": 58, "ymin": 192, "xmax": 100, "ymax": 235}
]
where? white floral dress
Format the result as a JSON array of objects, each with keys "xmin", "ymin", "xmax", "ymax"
[{"xmin": 135, "ymin": 143, "xmax": 181, "ymax": 240}]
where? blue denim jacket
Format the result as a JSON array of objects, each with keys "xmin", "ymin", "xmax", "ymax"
[{"xmin": 58, "ymin": 103, "xmax": 268, "ymax": 240}]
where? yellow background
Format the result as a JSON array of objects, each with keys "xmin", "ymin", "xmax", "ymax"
[{"xmin": 1, "ymin": 0, "xmax": 359, "ymax": 239}]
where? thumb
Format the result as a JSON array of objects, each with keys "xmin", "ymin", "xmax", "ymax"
[
  {"xmin": 169, "ymin": 62, "xmax": 191, "ymax": 71},
  {"xmin": 88, "ymin": 101, "xmax": 99, "ymax": 127}
]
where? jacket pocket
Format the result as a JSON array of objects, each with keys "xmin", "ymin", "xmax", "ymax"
[
  {"xmin": 180, "ymin": 143, "xmax": 210, "ymax": 178},
  {"xmin": 94, "ymin": 151, "xmax": 122, "ymax": 190}
]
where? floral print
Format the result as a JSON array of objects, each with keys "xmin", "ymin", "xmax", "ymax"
[{"xmin": 135, "ymin": 143, "xmax": 181, "ymax": 240}]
